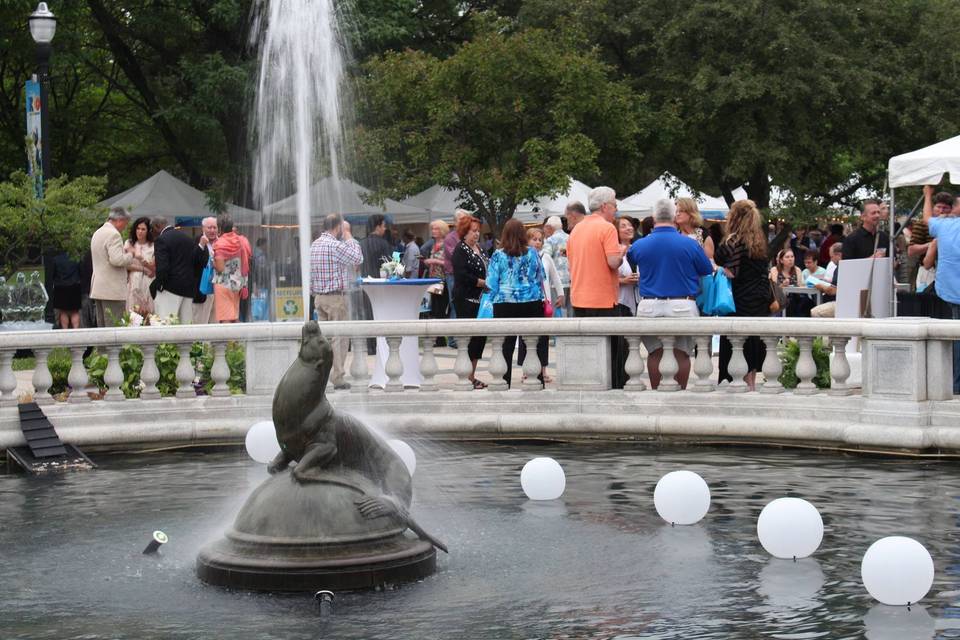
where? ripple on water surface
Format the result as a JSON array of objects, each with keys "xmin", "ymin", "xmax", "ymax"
[{"xmin": 3, "ymin": 443, "xmax": 960, "ymax": 640}]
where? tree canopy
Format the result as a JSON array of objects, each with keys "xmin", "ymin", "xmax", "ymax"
[
  {"xmin": 355, "ymin": 28, "xmax": 645, "ymax": 231},
  {"xmin": 0, "ymin": 0, "xmax": 958, "ymax": 247}
]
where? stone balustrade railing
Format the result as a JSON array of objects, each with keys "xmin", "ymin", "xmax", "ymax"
[{"xmin": 1, "ymin": 317, "xmax": 957, "ymax": 407}]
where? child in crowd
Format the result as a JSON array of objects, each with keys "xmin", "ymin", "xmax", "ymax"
[{"xmin": 801, "ymin": 249, "xmax": 827, "ymax": 283}]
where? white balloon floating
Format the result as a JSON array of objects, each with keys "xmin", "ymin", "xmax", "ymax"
[
  {"xmin": 245, "ymin": 421, "xmax": 280, "ymax": 464},
  {"xmin": 861, "ymin": 536, "xmax": 935, "ymax": 606},
  {"xmin": 388, "ymin": 439, "xmax": 417, "ymax": 476},
  {"xmin": 520, "ymin": 457, "xmax": 566, "ymax": 501},
  {"xmin": 653, "ymin": 470, "xmax": 710, "ymax": 525},
  {"xmin": 756, "ymin": 497, "xmax": 824, "ymax": 559}
]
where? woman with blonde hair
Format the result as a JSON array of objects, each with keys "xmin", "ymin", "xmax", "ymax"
[
  {"xmin": 675, "ymin": 197, "xmax": 714, "ymax": 261},
  {"xmin": 420, "ymin": 220, "xmax": 451, "ymax": 338},
  {"xmin": 716, "ymin": 199, "xmax": 771, "ymax": 390}
]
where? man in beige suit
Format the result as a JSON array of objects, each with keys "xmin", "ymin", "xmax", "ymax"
[
  {"xmin": 90, "ymin": 207, "xmax": 133, "ymax": 326},
  {"xmin": 192, "ymin": 216, "xmax": 218, "ymax": 323}
]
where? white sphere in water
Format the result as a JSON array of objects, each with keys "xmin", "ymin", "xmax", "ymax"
[
  {"xmin": 388, "ymin": 439, "xmax": 416, "ymax": 476},
  {"xmin": 245, "ymin": 421, "xmax": 280, "ymax": 464},
  {"xmin": 861, "ymin": 536, "xmax": 935, "ymax": 606},
  {"xmin": 520, "ymin": 457, "xmax": 565, "ymax": 501},
  {"xmin": 757, "ymin": 497, "xmax": 824, "ymax": 559},
  {"xmin": 653, "ymin": 470, "xmax": 710, "ymax": 525}
]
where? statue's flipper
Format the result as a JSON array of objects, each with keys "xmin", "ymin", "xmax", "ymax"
[
  {"xmin": 354, "ymin": 495, "xmax": 448, "ymax": 554},
  {"xmin": 267, "ymin": 451, "xmax": 291, "ymax": 475},
  {"xmin": 291, "ymin": 440, "xmax": 337, "ymax": 482}
]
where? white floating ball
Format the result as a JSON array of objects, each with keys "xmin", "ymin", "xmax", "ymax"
[
  {"xmin": 245, "ymin": 421, "xmax": 280, "ymax": 464},
  {"xmin": 861, "ymin": 536, "xmax": 935, "ymax": 606},
  {"xmin": 520, "ymin": 457, "xmax": 566, "ymax": 501},
  {"xmin": 653, "ymin": 470, "xmax": 710, "ymax": 525},
  {"xmin": 757, "ymin": 497, "xmax": 824, "ymax": 559},
  {"xmin": 388, "ymin": 439, "xmax": 416, "ymax": 476}
]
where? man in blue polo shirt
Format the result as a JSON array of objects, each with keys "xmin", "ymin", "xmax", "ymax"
[
  {"xmin": 924, "ymin": 184, "xmax": 960, "ymax": 394},
  {"xmin": 627, "ymin": 198, "xmax": 713, "ymax": 389}
]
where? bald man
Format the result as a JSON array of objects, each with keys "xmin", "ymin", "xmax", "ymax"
[{"xmin": 193, "ymin": 216, "xmax": 218, "ymax": 324}]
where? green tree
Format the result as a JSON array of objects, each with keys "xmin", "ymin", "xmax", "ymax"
[
  {"xmin": 519, "ymin": 0, "xmax": 960, "ymax": 218},
  {"xmin": 0, "ymin": 171, "xmax": 106, "ymax": 276},
  {"xmin": 355, "ymin": 28, "xmax": 644, "ymax": 232}
]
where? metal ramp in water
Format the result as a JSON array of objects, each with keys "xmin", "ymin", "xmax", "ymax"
[{"xmin": 6, "ymin": 402, "xmax": 95, "ymax": 474}]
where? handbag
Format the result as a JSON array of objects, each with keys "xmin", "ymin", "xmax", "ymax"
[
  {"xmin": 701, "ymin": 271, "xmax": 736, "ymax": 316},
  {"xmin": 199, "ymin": 259, "xmax": 215, "ymax": 296},
  {"xmin": 769, "ymin": 279, "xmax": 787, "ymax": 313},
  {"xmin": 477, "ymin": 291, "xmax": 494, "ymax": 319}
]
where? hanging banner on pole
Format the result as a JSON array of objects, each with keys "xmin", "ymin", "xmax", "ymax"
[{"xmin": 25, "ymin": 79, "xmax": 43, "ymax": 198}]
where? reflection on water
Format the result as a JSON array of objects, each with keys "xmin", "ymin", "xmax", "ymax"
[{"xmin": 3, "ymin": 443, "xmax": 960, "ymax": 639}]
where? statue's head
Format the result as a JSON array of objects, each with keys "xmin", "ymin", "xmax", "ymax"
[{"xmin": 299, "ymin": 321, "xmax": 333, "ymax": 383}]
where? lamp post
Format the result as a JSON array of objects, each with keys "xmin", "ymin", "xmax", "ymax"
[{"xmin": 28, "ymin": 2, "xmax": 57, "ymax": 181}]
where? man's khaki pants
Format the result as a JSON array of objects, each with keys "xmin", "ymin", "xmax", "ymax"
[
  {"xmin": 192, "ymin": 294, "xmax": 215, "ymax": 324},
  {"xmin": 314, "ymin": 293, "xmax": 349, "ymax": 385}
]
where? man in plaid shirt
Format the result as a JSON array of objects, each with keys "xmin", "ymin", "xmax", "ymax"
[{"xmin": 310, "ymin": 213, "xmax": 362, "ymax": 390}]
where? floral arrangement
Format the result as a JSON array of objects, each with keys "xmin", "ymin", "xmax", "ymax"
[
  {"xmin": 120, "ymin": 306, "xmax": 179, "ymax": 327},
  {"xmin": 380, "ymin": 252, "xmax": 405, "ymax": 279}
]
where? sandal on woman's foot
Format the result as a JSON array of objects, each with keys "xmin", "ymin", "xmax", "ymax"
[{"xmin": 472, "ymin": 379, "xmax": 488, "ymax": 389}]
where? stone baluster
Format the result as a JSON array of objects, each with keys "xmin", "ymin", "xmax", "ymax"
[
  {"xmin": 175, "ymin": 342, "xmax": 196, "ymax": 399},
  {"xmin": 418, "ymin": 338, "xmax": 439, "ymax": 392},
  {"xmin": 829, "ymin": 337, "xmax": 852, "ymax": 396},
  {"xmin": 0, "ymin": 350, "xmax": 17, "ymax": 406},
  {"xmin": 657, "ymin": 336, "xmax": 680, "ymax": 392},
  {"xmin": 692, "ymin": 336, "xmax": 714, "ymax": 392},
  {"xmin": 103, "ymin": 346, "xmax": 126, "ymax": 401},
  {"xmin": 140, "ymin": 344, "xmax": 161, "ymax": 400},
  {"xmin": 67, "ymin": 347, "xmax": 90, "ymax": 403},
  {"xmin": 453, "ymin": 341, "xmax": 474, "ymax": 391},
  {"xmin": 794, "ymin": 337, "xmax": 818, "ymax": 395},
  {"xmin": 624, "ymin": 337, "xmax": 646, "ymax": 391},
  {"xmin": 385, "ymin": 337, "xmax": 404, "ymax": 392},
  {"xmin": 760, "ymin": 337, "xmax": 784, "ymax": 394},
  {"xmin": 487, "ymin": 336, "xmax": 508, "ymax": 391},
  {"xmin": 726, "ymin": 336, "xmax": 749, "ymax": 393},
  {"xmin": 349, "ymin": 337, "xmax": 369, "ymax": 393},
  {"xmin": 210, "ymin": 342, "xmax": 231, "ymax": 397},
  {"xmin": 30, "ymin": 348, "xmax": 53, "ymax": 405},
  {"xmin": 521, "ymin": 336, "xmax": 543, "ymax": 391}
]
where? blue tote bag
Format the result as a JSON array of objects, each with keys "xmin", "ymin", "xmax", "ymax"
[
  {"xmin": 477, "ymin": 291, "xmax": 494, "ymax": 319},
  {"xmin": 700, "ymin": 271, "xmax": 735, "ymax": 316}
]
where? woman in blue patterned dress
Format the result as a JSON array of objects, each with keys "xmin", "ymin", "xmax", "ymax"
[{"xmin": 486, "ymin": 219, "xmax": 546, "ymax": 388}]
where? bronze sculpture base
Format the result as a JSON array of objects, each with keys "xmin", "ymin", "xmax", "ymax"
[{"xmin": 196, "ymin": 470, "xmax": 437, "ymax": 592}]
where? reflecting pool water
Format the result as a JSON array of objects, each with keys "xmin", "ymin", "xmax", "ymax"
[{"xmin": 3, "ymin": 443, "xmax": 960, "ymax": 639}]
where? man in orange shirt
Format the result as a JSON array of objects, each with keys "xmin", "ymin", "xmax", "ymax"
[
  {"xmin": 568, "ymin": 186, "xmax": 626, "ymax": 315},
  {"xmin": 567, "ymin": 186, "xmax": 628, "ymax": 387}
]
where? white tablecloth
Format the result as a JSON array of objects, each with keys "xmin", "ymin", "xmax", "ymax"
[{"xmin": 360, "ymin": 279, "xmax": 439, "ymax": 387}]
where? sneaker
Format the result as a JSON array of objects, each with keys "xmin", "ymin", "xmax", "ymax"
[{"xmin": 333, "ymin": 382, "xmax": 351, "ymax": 391}]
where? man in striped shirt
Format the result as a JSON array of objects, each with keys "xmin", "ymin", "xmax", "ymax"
[{"xmin": 310, "ymin": 213, "xmax": 362, "ymax": 390}]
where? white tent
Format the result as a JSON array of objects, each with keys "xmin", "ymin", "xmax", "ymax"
[
  {"xmin": 620, "ymin": 173, "xmax": 747, "ymax": 220},
  {"xmin": 98, "ymin": 170, "xmax": 261, "ymax": 226},
  {"xmin": 399, "ymin": 184, "xmax": 467, "ymax": 219},
  {"xmin": 888, "ymin": 135, "xmax": 960, "ymax": 188},
  {"xmin": 886, "ymin": 135, "xmax": 960, "ymax": 314},
  {"xmin": 263, "ymin": 176, "xmax": 431, "ymax": 226}
]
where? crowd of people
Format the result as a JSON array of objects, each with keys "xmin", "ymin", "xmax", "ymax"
[
  {"xmin": 48, "ymin": 208, "xmax": 255, "ymax": 329},
  {"xmin": 307, "ymin": 184, "xmax": 959, "ymax": 394},
  {"xmin": 45, "ymin": 181, "xmax": 957, "ymax": 395}
]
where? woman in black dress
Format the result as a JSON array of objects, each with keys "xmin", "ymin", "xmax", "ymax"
[
  {"xmin": 716, "ymin": 199, "xmax": 772, "ymax": 390},
  {"xmin": 451, "ymin": 215, "xmax": 489, "ymax": 388},
  {"xmin": 49, "ymin": 248, "xmax": 82, "ymax": 329}
]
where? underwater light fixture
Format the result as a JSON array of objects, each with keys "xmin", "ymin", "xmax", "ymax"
[
  {"xmin": 315, "ymin": 590, "xmax": 335, "ymax": 615},
  {"xmin": 143, "ymin": 530, "xmax": 168, "ymax": 555}
]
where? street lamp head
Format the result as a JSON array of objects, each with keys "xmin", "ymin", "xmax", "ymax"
[{"xmin": 29, "ymin": 3, "xmax": 57, "ymax": 45}]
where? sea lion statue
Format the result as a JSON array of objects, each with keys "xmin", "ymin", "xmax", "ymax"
[{"xmin": 268, "ymin": 321, "xmax": 446, "ymax": 553}]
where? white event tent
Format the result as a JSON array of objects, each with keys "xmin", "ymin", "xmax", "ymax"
[
  {"xmin": 620, "ymin": 173, "xmax": 746, "ymax": 220},
  {"xmin": 99, "ymin": 170, "xmax": 261, "ymax": 227},
  {"xmin": 887, "ymin": 134, "xmax": 960, "ymax": 313},
  {"xmin": 263, "ymin": 176, "xmax": 432, "ymax": 227}
]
